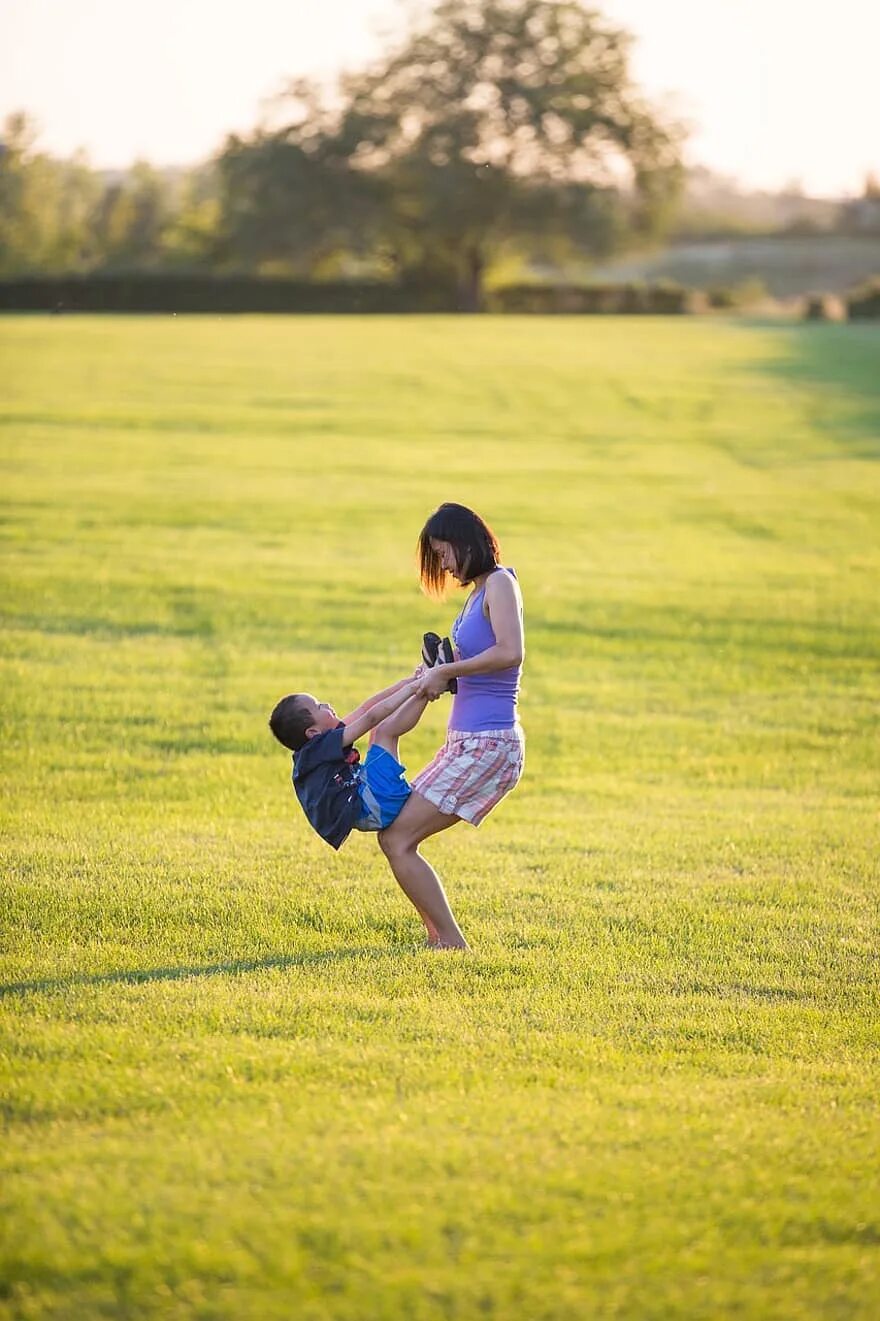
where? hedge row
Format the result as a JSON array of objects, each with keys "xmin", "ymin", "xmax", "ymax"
[
  {"xmin": 487, "ymin": 282, "xmax": 706, "ymax": 314},
  {"xmin": 0, "ymin": 275, "xmax": 456, "ymax": 314},
  {"xmin": 802, "ymin": 278, "xmax": 880, "ymax": 320},
  {"xmin": 3, "ymin": 274, "xmax": 878, "ymax": 316},
  {"xmin": 0, "ymin": 275, "xmax": 706, "ymax": 315},
  {"xmin": 847, "ymin": 277, "xmax": 880, "ymax": 319}
]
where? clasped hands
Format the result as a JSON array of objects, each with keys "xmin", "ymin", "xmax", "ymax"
[{"xmin": 415, "ymin": 664, "xmax": 453, "ymax": 701}]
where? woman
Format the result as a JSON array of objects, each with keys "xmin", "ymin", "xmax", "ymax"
[{"xmin": 378, "ymin": 503, "xmax": 525, "ymax": 949}]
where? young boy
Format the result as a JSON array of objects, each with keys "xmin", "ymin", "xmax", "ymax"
[{"xmin": 268, "ymin": 674, "xmax": 429, "ymax": 850}]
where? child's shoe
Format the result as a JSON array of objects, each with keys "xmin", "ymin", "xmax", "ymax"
[
  {"xmin": 422, "ymin": 631, "xmax": 442, "ymax": 669},
  {"xmin": 421, "ymin": 632, "xmax": 458, "ymax": 693},
  {"xmin": 437, "ymin": 637, "xmax": 458, "ymax": 693}
]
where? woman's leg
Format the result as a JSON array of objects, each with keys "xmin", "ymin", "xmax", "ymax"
[{"xmin": 378, "ymin": 790, "xmax": 467, "ymax": 949}]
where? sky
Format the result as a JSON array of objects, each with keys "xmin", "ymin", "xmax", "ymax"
[{"xmin": 1, "ymin": 0, "xmax": 878, "ymax": 196}]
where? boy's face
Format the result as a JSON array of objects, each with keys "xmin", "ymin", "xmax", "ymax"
[{"xmin": 301, "ymin": 694, "xmax": 339, "ymax": 739}]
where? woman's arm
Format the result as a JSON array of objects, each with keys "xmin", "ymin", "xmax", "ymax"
[{"xmin": 418, "ymin": 571, "xmax": 524, "ymax": 698}]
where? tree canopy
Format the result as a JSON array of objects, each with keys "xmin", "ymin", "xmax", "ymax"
[{"xmin": 218, "ymin": 0, "xmax": 684, "ymax": 303}]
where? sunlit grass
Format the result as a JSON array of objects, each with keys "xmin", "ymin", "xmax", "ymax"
[{"xmin": 1, "ymin": 315, "xmax": 878, "ymax": 1319}]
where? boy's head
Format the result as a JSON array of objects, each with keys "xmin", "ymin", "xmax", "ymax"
[{"xmin": 268, "ymin": 693, "xmax": 339, "ymax": 752}]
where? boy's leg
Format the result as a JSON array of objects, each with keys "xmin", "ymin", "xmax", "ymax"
[{"xmin": 369, "ymin": 693, "xmax": 429, "ymax": 762}]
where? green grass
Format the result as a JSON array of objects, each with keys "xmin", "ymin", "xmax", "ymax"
[{"xmin": 1, "ymin": 314, "xmax": 878, "ymax": 1320}]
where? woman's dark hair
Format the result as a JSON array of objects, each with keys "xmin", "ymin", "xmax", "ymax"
[
  {"xmin": 269, "ymin": 694, "xmax": 313, "ymax": 752},
  {"xmin": 418, "ymin": 503, "xmax": 500, "ymax": 598}
]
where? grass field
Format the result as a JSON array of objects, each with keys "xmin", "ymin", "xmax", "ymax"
[{"xmin": 1, "ymin": 314, "xmax": 878, "ymax": 1320}]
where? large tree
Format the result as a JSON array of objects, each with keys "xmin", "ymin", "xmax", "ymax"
[
  {"xmin": 213, "ymin": 0, "xmax": 683, "ymax": 301},
  {"xmin": 331, "ymin": 0, "xmax": 683, "ymax": 305}
]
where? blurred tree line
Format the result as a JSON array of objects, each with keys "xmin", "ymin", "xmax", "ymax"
[
  {"xmin": 3, "ymin": 0, "xmax": 875, "ymax": 306},
  {"xmin": 0, "ymin": 113, "xmax": 218, "ymax": 276},
  {"xmin": 5, "ymin": 0, "xmax": 872, "ymax": 306},
  {"xmin": 0, "ymin": 0, "xmax": 684, "ymax": 306}
]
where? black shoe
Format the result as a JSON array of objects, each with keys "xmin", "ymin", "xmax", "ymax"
[
  {"xmin": 421, "ymin": 632, "xmax": 458, "ymax": 693},
  {"xmin": 438, "ymin": 637, "xmax": 458, "ymax": 693},
  {"xmin": 422, "ymin": 631, "xmax": 442, "ymax": 669}
]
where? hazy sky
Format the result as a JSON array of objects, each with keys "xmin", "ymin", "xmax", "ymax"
[{"xmin": 1, "ymin": 0, "xmax": 878, "ymax": 196}]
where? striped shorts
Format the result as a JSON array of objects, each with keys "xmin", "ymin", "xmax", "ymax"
[{"xmin": 411, "ymin": 726, "xmax": 525, "ymax": 826}]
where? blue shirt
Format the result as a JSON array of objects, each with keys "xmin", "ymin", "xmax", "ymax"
[{"xmin": 292, "ymin": 724, "xmax": 363, "ymax": 850}]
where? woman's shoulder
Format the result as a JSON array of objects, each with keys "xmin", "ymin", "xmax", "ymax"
[
  {"xmin": 485, "ymin": 566, "xmax": 522, "ymax": 602},
  {"xmin": 491, "ymin": 564, "xmax": 519, "ymax": 583}
]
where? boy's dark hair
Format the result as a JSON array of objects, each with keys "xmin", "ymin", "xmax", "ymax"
[
  {"xmin": 269, "ymin": 694, "xmax": 314, "ymax": 752},
  {"xmin": 418, "ymin": 502, "xmax": 500, "ymax": 598}
]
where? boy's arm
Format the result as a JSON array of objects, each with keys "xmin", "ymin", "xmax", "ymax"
[
  {"xmin": 341, "ymin": 679, "xmax": 421, "ymax": 747},
  {"xmin": 340, "ymin": 673, "xmax": 420, "ymax": 726}
]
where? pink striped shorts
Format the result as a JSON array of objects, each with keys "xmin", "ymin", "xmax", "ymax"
[{"xmin": 411, "ymin": 726, "xmax": 525, "ymax": 826}]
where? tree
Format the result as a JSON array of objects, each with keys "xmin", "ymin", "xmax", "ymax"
[
  {"xmin": 213, "ymin": 82, "xmax": 383, "ymax": 274},
  {"xmin": 215, "ymin": 1, "xmax": 682, "ymax": 298},
  {"xmin": 327, "ymin": 0, "xmax": 683, "ymax": 306},
  {"xmin": 0, "ymin": 112, "xmax": 98, "ymax": 274},
  {"xmin": 91, "ymin": 162, "xmax": 173, "ymax": 270},
  {"xmin": 161, "ymin": 164, "xmax": 221, "ymax": 269}
]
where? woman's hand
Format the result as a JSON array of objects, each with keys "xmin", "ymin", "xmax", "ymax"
[{"xmin": 417, "ymin": 666, "xmax": 453, "ymax": 700}]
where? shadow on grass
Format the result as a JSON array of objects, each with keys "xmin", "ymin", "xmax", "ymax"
[
  {"xmin": 0, "ymin": 946, "xmax": 399, "ymax": 1000},
  {"xmin": 534, "ymin": 608, "xmax": 878, "ymax": 661},
  {"xmin": 751, "ymin": 319, "xmax": 880, "ymax": 459}
]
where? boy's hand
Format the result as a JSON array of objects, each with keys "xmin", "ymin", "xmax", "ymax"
[{"xmin": 417, "ymin": 666, "xmax": 452, "ymax": 700}]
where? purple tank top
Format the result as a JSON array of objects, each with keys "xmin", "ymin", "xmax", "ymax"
[{"xmin": 449, "ymin": 567, "xmax": 522, "ymax": 732}]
